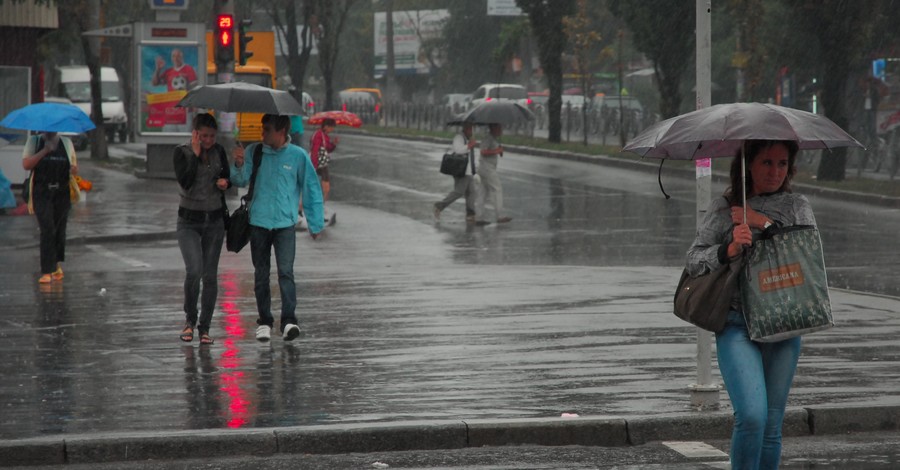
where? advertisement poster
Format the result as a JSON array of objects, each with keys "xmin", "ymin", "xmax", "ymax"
[
  {"xmin": 374, "ymin": 9, "xmax": 448, "ymax": 78},
  {"xmin": 140, "ymin": 45, "xmax": 201, "ymax": 133}
]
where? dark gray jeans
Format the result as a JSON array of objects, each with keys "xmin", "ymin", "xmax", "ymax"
[{"xmin": 176, "ymin": 216, "xmax": 225, "ymax": 334}]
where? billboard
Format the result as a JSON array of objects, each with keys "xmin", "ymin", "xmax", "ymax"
[
  {"xmin": 133, "ymin": 22, "xmax": 205, "ymax": 143},
  {"xmin": 374, "ymin": 9, "xmax": 448, "ymax": 77}
]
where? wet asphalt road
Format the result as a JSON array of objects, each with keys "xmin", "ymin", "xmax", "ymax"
[{"xmin": 2, "ymin": 135, "xmax": 900, "ymax": 457}]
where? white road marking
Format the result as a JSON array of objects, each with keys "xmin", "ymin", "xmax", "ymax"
[
  {"xmin": 85, "ymin": 244, "xmax": 151, "ymax": 268},
  {"xmin": 663, "ymin": 441, "xmax": 729, "ymax": 458}
]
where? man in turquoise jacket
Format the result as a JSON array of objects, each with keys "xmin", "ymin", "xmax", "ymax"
[{"xmin": 231, "ymin": 114, "xmax": 324, "ymax": 342}]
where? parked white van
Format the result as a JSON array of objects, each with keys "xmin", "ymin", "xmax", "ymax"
[{"xmin": 47, "ymin": 66, "xmax": 128, "ymax": 142}]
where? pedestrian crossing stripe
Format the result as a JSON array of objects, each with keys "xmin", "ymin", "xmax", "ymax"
[{"xmin": 662, "ymin": 441, "xmax": 728, "ymax": 458}]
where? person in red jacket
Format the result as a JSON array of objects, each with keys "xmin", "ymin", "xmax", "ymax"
[{"xmin": 309, "ymin": 118, "xmax": 339, "ymax": 224}]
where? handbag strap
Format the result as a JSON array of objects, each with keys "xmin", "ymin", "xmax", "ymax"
[{"xmin": 244, "ymin": 143, "xmax": 264, "ymax": 203}]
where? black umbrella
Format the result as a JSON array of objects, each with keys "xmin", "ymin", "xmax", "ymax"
[
  {"xmin": 176, "ymin": 82, "xmax": 304, "ymax": 115},
  {"xmin": 448, "ymin": 100, "xmax": 535, "ymax": 126}
]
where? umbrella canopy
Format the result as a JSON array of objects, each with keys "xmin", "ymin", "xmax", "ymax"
[
  {"xmin": 623, "ymin": 102, "xmax": 864, "ymax": 217},
  {"xmin": 176, "ymin": 82, "xmax": 304, "ymax": 115},
  {"xmin": 0, "ymin": 102, "xmax": 96, "ymax": 133},
  {"xmin": 453, "ymin": 100, "xmax": 536, "ymax": 126},
  {"xmin": 623, "ymin": 102, "xmax": 864, "ymax": 160},
  {"xmin": 307, "ymin": 110, "xmax": 363, "ymax": 128}
]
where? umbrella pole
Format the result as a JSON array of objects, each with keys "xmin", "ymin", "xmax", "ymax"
[{"xmin": 741, "ymin": 144, "xmax": 747, "ymax": 224}]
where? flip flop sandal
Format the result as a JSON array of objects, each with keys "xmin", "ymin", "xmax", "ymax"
[
  {"xmin": 199, "ymin": 333, "xmax": 214, "ymax": 345},
  {"xmin": 180, "ymin": 325, "xmax": 194, "ymax": 342}
]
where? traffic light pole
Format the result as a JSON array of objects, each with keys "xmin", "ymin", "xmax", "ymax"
[
  {"xmin": 215, "ymin": 0, "xmax": 235, "ymax": 85},
  {"xmin": 214, "ymin": 0, "xmax": 237, "ymax": 149}
]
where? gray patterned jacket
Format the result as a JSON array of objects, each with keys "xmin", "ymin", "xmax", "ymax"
[{"xmin": 685, "ymin": 191, "xmax": 817, "ymax": 280}]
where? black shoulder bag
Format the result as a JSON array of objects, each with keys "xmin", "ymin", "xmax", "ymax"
[
  {"xmin": 439, "ymin": 136, "xmax": 470, "ymax": 178},
  {"xmin": 225, "ymin": 144, "xmax": 263, "ymax": 253}
]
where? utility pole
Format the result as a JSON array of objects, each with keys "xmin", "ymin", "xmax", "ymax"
[
  {"xmin": 384, "ymin": 0, "xmax": 397, "ymax": 102},
  {"xmin": 691, "ymin": 0, "xmax": 720, "ymax": 410}
]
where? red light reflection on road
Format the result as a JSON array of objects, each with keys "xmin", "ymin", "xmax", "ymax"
[{"xmin": 218, "ymin": 272, "xmax": 250, "ymax": 428}]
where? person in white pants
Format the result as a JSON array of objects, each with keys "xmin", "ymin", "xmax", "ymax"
[{"xmin": 476, "ymin": 123, "xmax": 512, "ymax": 224}]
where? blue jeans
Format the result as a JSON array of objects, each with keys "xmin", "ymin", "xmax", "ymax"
[
  {"xmin": 716, "ymin": 310, "xmax": 801, "ymax": 470},
  {"xmin": 249, "ymin": 225, "xmax": 297, "ymax": 332},
  {"xmin": 176, "ymin": 216, "xmax": 225, "ymax": 334}
]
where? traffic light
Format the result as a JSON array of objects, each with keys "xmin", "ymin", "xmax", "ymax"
[
  {"xmin": 239, "ymin": 19, "xmax": 254, "ymax": 66},
  {"xmin": 215, "ymin": 13, "xmax": 234, "ymax": 64}
]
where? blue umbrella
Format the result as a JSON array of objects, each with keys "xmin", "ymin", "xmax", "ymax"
[{"xmin": 0, "ymin": 102, "xmax": 96, "ymax": 133}]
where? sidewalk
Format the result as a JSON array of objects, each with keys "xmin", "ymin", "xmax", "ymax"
[{"xmin": 2, "ymin": 144, "xmax": 900, "ymax": 467}]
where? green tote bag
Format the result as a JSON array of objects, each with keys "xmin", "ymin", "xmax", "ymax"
[{"xmin": 740, "ymin": 225, "xmax": 834, "ymax": 342}]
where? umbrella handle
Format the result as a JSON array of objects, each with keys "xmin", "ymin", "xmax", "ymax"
[{"xmin": 657, "ymin": 160, "xmax": 671, "ymax": 200}]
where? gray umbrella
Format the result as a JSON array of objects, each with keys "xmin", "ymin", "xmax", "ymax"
[
  {"xmin": 450, "ymin": 100, "xmax": 536, "ymax": 126},
  {"xmin": 623, "ymin": 102, "xmax": 864, "ymax": 216},
  {"xmin": 176, "ymin": 82, "xmax": 304, "ymax": 115}
]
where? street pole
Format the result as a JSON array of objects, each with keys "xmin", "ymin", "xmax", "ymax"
[
  {"xmin": 690, "ymin": 0, "xmax": 720, "ymax": 410},
  {"xmin": 215, "ymin": 0, "xmax": 236, "ymax": 149}
]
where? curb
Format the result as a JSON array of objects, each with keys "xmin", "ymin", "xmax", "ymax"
[{"xmin": 2, "ymin": 405, "xmax": 899, "ymax": 466}]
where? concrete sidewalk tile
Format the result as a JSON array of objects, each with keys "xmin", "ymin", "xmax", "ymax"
[
  {"xmin": 0, "ymin": 438, "xmax": 65, "ymax": 466},
  {"xmin": 277, "ymin": 422, "xmax": 468, "ymax": 454},
  {"xmin": 807, "ymin": 405, "xmax": 900, "ymax": 435},
  {"xmin": 465, "ymin": 417, "xmax": 628, "ymax": 448},
  {"xmin": 64, "ymin": 430, "xmax": 277, "ymax": 464}
]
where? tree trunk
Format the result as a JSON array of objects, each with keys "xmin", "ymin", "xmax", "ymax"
[{"xmin": 80, "ymin": 0, "xmax": 108, "ymax": 160}]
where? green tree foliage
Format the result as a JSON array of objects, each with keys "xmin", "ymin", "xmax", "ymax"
[
  {"xmin": 517, "ymin": 0, "xmax": 575, "ymax": 143},
  {"xmin": 780, "ymin": 0, "xmax": 877, "ymax": 181},
  {"xmin": 314, "ymin": 0, "xmax": 357, "ymax": 110},
  {"xmin": 437, "ymin": 0, "xmax": 504, "ymax": 94},
  {"xmin": 608, "ymin": 0, "xmax": 693, "ymax": 119},
  {"xmin": 563, "ymin": 0, "xmax": 603, "ymax": 146}
]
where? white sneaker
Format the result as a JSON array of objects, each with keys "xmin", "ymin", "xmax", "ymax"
[
  {"xmin": 256, "ymin": 325, "xmax": 271, "ymax": 341},
  {"xmin": 283, "ymin": 323, "xmax": 300, "ymax": 341}
]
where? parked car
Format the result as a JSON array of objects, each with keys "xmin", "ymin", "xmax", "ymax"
[
  {"xmin": 469, "ymin": 83, "xmax": 531, "ymax": 109},
  {"xmin": 592, "ymin": 95, "xmax": 645, "ymax": 135},
  {"xmin": 440, "ymin": 93, "xmax": 471, "ymax": 113},
  {"xmin": 339, "ymin": 88, "xmax": 383, "ymax": 124},
  {"xmin": 42, "ymin": 96, "xmax": 90, "ymax": 150}
]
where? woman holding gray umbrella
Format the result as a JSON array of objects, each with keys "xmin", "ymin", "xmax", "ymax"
[
  {"xmin": 22, "ymin": 131, "xmax": 78, "ymax": 284},
  {"xmin": 173, "ymin": 113, "xmax": 232, "ymax": 345},
  {"xmin": 685, "ymin": 139, "xmax": 815, "ymax": 470}
]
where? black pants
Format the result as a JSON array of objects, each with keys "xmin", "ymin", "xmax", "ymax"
[{"xmin": 33, "ymin": 188, "xmax": 71, "ymax": 274}]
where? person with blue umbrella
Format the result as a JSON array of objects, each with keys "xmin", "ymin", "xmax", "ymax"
[{"xmin": 2, "ymin": 102, "xmax": 95, "ymax": 284}]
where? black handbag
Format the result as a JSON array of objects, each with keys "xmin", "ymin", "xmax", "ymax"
[
  {"xmin": 673, "ymin": 260, "xmax": 742, "ymax": 333},
  {"xmin": 226, "ymin": 144, "xmax": 263, "ymax": 253},
  {"xmin": 440, "ymin": 152, "xmax": 468, "ymax": 177}
]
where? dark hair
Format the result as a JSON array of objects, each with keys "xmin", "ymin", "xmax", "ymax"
[
  {"xmin": 262, "ymin": 114, "xmax": 291, "ymax": 133},
  {"xmin": 725, "ymin": 140, "xmax": 799, "ymax": 205},
  {"xmin": 322, "ymin": 118, "xmax": 336, "ymax": 128},
  {"xmin": 192, "ymin": 113, "xmax": 217, "ymax": 131}
]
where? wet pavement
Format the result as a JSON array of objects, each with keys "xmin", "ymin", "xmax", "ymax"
[{"xmin": 2, "ymin": 140, "xmax": 900, "ymax": 466}]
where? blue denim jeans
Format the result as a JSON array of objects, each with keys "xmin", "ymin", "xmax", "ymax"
[
  {"xmin": 249, "ymin": 225, "xmax": 297, "ymax": 332},
  {"xmin": 176, "ymin": 216, "xmax": 225, "ymax": 334},
  {"xmin": 716, "ymin": 310, "xmax": 801, "ymax": 470}
]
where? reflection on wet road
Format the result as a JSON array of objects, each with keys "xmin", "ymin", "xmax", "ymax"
[{"xmin": 2, "ymin": 136, "xmax": 900, "ymax": 440}]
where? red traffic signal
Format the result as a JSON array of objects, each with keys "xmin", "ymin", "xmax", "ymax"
[{"xmin": 217, "ymin": 14, "xmax": 233, "ymax": 47}]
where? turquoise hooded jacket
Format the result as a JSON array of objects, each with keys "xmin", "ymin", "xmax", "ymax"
[{"xmin": 230, "ymin": 141, "xmax": 324, "ymax": 234}]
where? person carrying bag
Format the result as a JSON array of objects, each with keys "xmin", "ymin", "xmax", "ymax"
[{"xmin": 683, "ymin": 140, "xmax": 826, "ymax": 469}]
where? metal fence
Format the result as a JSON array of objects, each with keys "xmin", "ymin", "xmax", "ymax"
[{"xmin": 372, "ymin": 99, "xmax": 655, "ymax": 144}]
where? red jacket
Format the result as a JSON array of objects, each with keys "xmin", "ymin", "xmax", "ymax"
[{"xmin": 309, "ymin": 129, "xmax": 337, "ymax": 168}]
